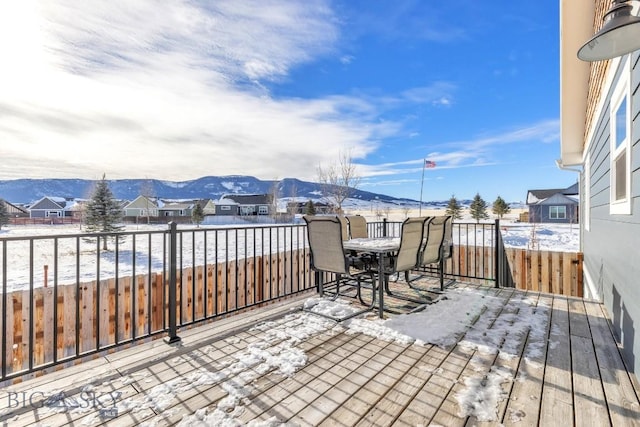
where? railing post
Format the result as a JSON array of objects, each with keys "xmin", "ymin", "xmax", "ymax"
[
  {"xmin": 382, "ymin": 218, "xmax": 388, "ymax": 237},
  {"xmin": 494, "ymin": 219, "xmax": 500, "ymax": 288},
  {"xmin": 165, "ymin": 221, "xmax": 181, "ymax": 344}
]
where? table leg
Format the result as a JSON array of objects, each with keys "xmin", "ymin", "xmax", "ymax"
[{"xmin": 378, "ymin": 252, "xmax": 384, "ymax": 318}]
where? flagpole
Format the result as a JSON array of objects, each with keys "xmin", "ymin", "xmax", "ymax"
[{"xmin": 419, "ymin": 158, "xmax": 426, "ymax": 216}]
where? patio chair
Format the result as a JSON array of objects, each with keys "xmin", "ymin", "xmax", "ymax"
[
  {"xmin": 379, "ymin": 217, "xmax": 434, "ymax": 306},
  {"xmin": 346, "ymin": 215, "xmax": 368, "ymax": 239},
  {"xmin": 303, "ymin": 215, "xmax": 376, "ymax": 321},
  {"xmin": 337, "ymin": 215, "xmax": 350, "ymax": 241},
  {"xmin": 414, "ymin": 215, "xmax": 454, "ymax": 291}
]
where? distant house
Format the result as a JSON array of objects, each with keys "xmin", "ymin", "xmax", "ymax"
[
  {"xmin": 0, "ymin": 199, "xmax": 28, "ymax": 217},
  {"xmin": 122, "ymin": 196, "xmax": 159, "ymax": 218},
  {"xmin": 158, "ymin": 201, "xmax": 195, "ymax": 217},
  {"xmin": 64, "ymin": 199, "xmax": 87, "ymax": 220},
  {"xmin": 287, "ymin": 200, "xmax": 332, "ymax": 214},
  {"xmin": 221, "ymin": 194, "xmax": 272, "ymax": 216},
  {"xmin": 213, "ymin": 198, "xmax": 239, "ymax": 216},
  {"xmin": 198, "ymin": 199, "xmax": 217, "ymax": 216},
  {"xmin": 28, "ymin": 197, "xmax": 73, "ymax": 218},
  {"xmin": 526, "ymin": 183, "xmax": 579, "ymax": 223}
]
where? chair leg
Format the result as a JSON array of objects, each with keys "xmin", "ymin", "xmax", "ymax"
[
  {"xmin": 383, "ymin": 271, "xmax": 434, "ymax": 306},
  {"xmin": 357, "ymin": 272, "xmax": 377, "ymax": 307}
]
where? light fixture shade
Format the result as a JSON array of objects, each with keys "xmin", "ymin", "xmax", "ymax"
[{"xmin": 577, "ymin": 1, "xmax": 640, "ymax": 61}]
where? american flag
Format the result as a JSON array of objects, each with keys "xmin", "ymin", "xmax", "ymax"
[{"xmin": 424, "ymin": 159, "xmax": 436, "ymax": 168}]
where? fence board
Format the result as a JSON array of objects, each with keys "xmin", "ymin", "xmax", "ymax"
[
  {"xmin": 205, "ymin": 265, "xmax": 214, "ymax": 317},
  {"xmin": 136, "ymin": 274, "xmax": 147, "ymax": 338},
  {"xmin": 5, "ymin": 293, "xmax": 15, "ymax": 375},
  {"xmin": 563, "ymin": 252, "xmax": 573, "ymax": 297},
  {"xmin": 195, "ymin": 265, "xmax": 204, "ymax": 320},
  {"xmin": 61, "ymin": 286, "xmax": 74, "ymax": 358},
  {"xmin": 21, "ymin": 289, "xmax": 30, "ymax": 370},
  {"xmin": 552, "ymin": 252, "xmax": 561, "ymax": 295},
  {"xmin": 152, "ymin": 273, "xmax": 163, "ymax": 332},
  {"xmin": 13, "ymin": 292, "xmax": 23, "ymax": 372},
  {"xmin": 530, "ymin": 250, "xmax": 539, "ymax": 291},
  {"xmin": 502, "ymin": 248, "xmax": 582, "ymax": 297},
  {"xmin": 541, "ymin": 251, "xmax": 551, "ymax": 293}
]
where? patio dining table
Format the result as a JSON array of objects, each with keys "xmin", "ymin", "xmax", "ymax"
[{"xmin": 343, "ymin": 237, "xmax": 400, "ymax": 318}]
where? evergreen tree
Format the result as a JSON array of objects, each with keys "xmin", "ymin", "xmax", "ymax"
[
  {"xmin": 492, "ymin": 196, "xmax": 510, "ymax": 219},
  {"xmin": 84, "ymin": 174, "xmax": 123, "ymax": 250},
  {"xmin": 469, "ymin": 193, "xmax": 489, "ymax": 223},
  {"xmin": 0, "ymin": 200, "xmax": 9, "ymax": 230},
  {"xmin": 445, "ymin": 195, "xmax": 463, "ymax": 220},
  {"xmin": 192, "ymin": 202, "xmax": 204, "ymax": 227},
  {"xmin": 304, "ymin": 200, "xmax": 316, "ymax": 215}
]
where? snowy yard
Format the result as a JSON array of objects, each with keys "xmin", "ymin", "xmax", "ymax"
[{"xmin": 0, "ymin": 221, "xmax": 579, "ymax": 292}]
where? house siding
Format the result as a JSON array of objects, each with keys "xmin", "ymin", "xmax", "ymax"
[
  {"xmin": 215, "ymin": 205, "xmax": 238, "ymax": 216},
  {"xmin": 528, "ymin": 204, "xmax": 577, "ymax": 223},
  {"xmin": 583, "ymin": 52, "xmax": 640, "ymax": 374}
]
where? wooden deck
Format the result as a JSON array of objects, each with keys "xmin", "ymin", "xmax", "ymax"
[{"xmin": 1, "ymin": 281, "xmax": 639, "ymax": 426}]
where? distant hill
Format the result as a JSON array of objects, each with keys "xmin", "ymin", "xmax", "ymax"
[{"xmin": 0, "ymin": 176, "xmax": 423, "ymax": 206}]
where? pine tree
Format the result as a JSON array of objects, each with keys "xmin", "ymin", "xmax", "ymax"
[
  {"xmin": 0, "ymin": 200, "xmax": 9, "ymax": 230},
  {"xmin": 84, "ymin": 174, "xmax": 123, "ymax": 250},
  {"xmin": 304, "ymin": 200, "xmax": 316, "ymax": 215},
  {"xmin": 445, "ymin": 195, "xmax": 463, "ymax": 220},
  {"xmin": 470, "ymin": 193, "xmax": 489, "ymax": 223},
  {"xmin": 492, "ymin": 196, "xmax": 510, "ymax": 219},
  {"xmin": 192, "ymin": 202, "xmax": 204, "ymax": 227}
]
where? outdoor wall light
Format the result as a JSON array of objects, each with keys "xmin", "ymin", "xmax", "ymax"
[{"xmin": 578, "ymin": 0, "xmax": 640, "ymax": 61}]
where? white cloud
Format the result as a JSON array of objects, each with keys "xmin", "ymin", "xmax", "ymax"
[
  {"xmin": 0, "ymin": 0, "xmax": 394, "ymax": 182},
  {"xmin": 354, "ymin": 119, "xmax": 558, "ymax": 179}
]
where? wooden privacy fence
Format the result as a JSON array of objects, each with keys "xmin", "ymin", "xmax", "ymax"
[
  {"xmin": 0, "ymin": 249, "xmax": 313, "ymax": 380},
  {"xmin": 503, "ymin": 248, "xmax": 584, "ymax": 297},
  {"xmin": 438, "ymin": 245, "xmax": 584, "ymax": 297}
]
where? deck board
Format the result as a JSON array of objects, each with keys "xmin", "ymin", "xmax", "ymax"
[
  {"xmin": 540, "ymin": 296, "xmax": 574, "ymax": 425},
  {"xmin": 2, "ymin": 282, "xmax": 640, "ymax": 426},
  {"xmin": 503, "ymin": 293, "xmax": 553, "ymax": 426}
]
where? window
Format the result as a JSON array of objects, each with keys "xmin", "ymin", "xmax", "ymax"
[
  {"xmin": 221, "ymin": 206, "xmax": 231, "ymax": 211},
  {"xmin": 258, "ymin": 206, "xmax": 268, "ymax": 215},
  {"xmin": 609, "ymin": 58, "xmax": 631, "ymax": 214},
  {"xmin": 549, "ymin": 206, "xmax": 566, "ymax": 220}
]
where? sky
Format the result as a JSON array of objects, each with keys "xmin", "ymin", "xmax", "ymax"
[{"xmin": 0, "ymin": 0, "xmax": 572, "ymax": 202}]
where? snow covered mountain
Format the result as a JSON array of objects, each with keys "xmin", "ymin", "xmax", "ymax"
[{"xmin": 0, "ymin": 176, "xmax": 421, "ymax": 205}]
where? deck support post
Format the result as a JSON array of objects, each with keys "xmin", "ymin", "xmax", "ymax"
[
  {"xmin": 494, "ymin": 219, "xmax": 500, "ymax": 288},
  {"xmin": 165, "ymin": 221, "xmax": 181, "ymax": 344}
]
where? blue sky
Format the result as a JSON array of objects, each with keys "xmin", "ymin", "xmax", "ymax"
[{"xmin": 0, "ymin": 0, "xmax": 570, "ymax": 202}]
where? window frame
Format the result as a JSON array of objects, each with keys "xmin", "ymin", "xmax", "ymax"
[
  {"xmin": 549, "ymin": 205, "xmax": 567, "ymax": 220},
  {"xmin": 609, "ymin": 58, "xmax": 632, "ymax": 215}
]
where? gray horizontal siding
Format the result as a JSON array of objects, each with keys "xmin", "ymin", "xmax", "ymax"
[{"xmin": 584, "ymin": 52, "xmax": 640, "ymax": 376}]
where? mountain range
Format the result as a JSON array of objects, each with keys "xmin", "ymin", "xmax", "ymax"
[{"xmin": 0, "ymin": 176, "xmax": 425, "ymax": 206}]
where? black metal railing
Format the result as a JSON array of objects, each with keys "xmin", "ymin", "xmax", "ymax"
[
  {"xmin": 368, "ymin": 219, "xmax": 503, "ymax": 286},
  {"xmin": 0, "ymin": 218, "xmax": 505, "ymax": 382}
]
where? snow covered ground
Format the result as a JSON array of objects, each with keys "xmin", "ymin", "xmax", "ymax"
[{"xmin": 0, "ymin": 221, "xmax": 579, "ymax": 292}]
